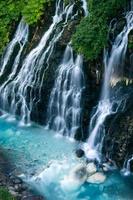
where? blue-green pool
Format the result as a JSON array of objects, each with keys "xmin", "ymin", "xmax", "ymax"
[{"xmin": 0, "ymin": 115, "xmax": 133, "ymax": 200}]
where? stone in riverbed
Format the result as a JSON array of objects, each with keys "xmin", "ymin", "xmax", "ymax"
[
  {"xmin": 8, "ymin": 188, "xmax": 18, "ymax": 197},
  {"xmin": 102, "ymin": 163, "xmax": 110, "ymax": 172},
  {"xmin": 75, "ymin": 149, "xmax": 85, "ymax": 158},
  {"xmin": 87, "ymin": 172, "xmax": 106, "ymax": 184},
  {"xmin": 22, "ymin": 195, "xmax": 44, "ymax": 200},
  {"xmin": 60, "ymin": 164, "xmax": 88, "ymax": 191},
  {"xmin": 86, "ymin": 162, "xmax": 97, "ymax": 176},
  {"xmin": 9, "ymin": 175, "xmax": 22, "ymax": 184},
  {"xmin": 71, "ymin": 164, "xmax": 88, "ymax": 182}
]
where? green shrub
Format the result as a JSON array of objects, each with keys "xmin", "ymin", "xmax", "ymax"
[
  {"xmin": 22, "ymin": 0, "xmax": 53, "ymax": 24},
  {"xmin": 0, "ymin": 0, "xmax": 53, "ymax": 54},
  {"xmin": 0, "ymin": 188, "xmax": 15, "ymax": 200}
]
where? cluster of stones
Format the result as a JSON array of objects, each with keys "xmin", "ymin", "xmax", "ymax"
[
  {"xmin": 68, "ymin": 162, "xmax": 107, "ymax": 188},
  {"xmin": 0, "ymin": 172, "xmax": 44, "ymax": 200}
]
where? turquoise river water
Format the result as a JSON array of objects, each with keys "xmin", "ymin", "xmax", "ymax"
[{"xmin": 0, "ymin": 114, "xmax": 132, "ymax": 200}]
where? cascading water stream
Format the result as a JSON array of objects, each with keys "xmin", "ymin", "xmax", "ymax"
[
  {"xmin": 47, "ymin": 45, "xmax": 84, "ymax": 138},
  {"xmin": 121, "ymin": 155, "xmax": 133, "ymax": 176},
  {"xmin": 84, "ymin": 11, "xmax": 133, "ymax": 161},
  {"xmin": 0, "ymin": 0, "xmax": 75, "ymax": 125},
  {"xmin": 81, "ymin": 0, "xmax": 88, "ymax": 17}
]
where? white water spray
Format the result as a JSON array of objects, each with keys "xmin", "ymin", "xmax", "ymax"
[{"xmin": 84, "ymin": 12, "xmax": 133, "ymax": 161}]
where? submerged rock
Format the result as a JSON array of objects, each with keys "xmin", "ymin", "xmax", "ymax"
[{"xmin": 87, "ymin": 172, "xmax": 106, "ymax": 184}]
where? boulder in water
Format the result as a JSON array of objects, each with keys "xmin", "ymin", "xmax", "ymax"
[
  {"xmin": 86, "ymin": 162, "xmax": 97, "ymax": 176},
  {"xmin": 60, "ymin": 164, "xmax": 87, "ymax": 191},
  {"xmin": 87, "ymin": 172, "xmax": 106, "ymax": 184},
  {"xmin": 75, "ymin": 149, "xmax": 85, "ymax": 158},
  {"xmin": 71, "ymin": 164, "xmax": 87, "ymax": 182}
]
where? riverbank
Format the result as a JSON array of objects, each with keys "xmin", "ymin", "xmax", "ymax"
[{"xmin": 0, "ymin": 148, "xmax": 44, "ymax": 200}]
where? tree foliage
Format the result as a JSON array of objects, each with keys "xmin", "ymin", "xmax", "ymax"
[
  {"xmin": 72, "ymin": 0, "xmax": 127, "ymax": 60},
  {"xmin": 0, "ymin": 0, "xmax": 53, "ymax": 54}
]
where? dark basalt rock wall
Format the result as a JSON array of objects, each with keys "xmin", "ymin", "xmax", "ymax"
[{"xmin": 109, "ymin": 101, "xmax": 133, "ymax": 166}]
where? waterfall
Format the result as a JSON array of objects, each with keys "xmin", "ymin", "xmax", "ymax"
[
  {"xmin": 84, "ymin": 12, "xmax": 133, "ymax": 161},
  {"xmin": 47, "ymin": 45, "xmax": 84, "ymax": 138},
  {"xmin": 0, "ymin": 19, "xmax": 29, "ymax": 76},
  {"xmin": 0, "ymin": 0, "xmax": 76, "ymax": 125}
]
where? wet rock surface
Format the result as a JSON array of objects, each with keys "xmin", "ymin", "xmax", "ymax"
[
  {"xmin": 75, "ymin": 149, "xmax": 85, "ymax": 158},
  {"xmin": 87, "ymin": 172, "xmax": 106, "ymax": 184},
  {"xmin": 68, "ymin": 162, "xmax": 107, "ymax": 187},
  {"xmin": 103, "ymin": 95, "xmax": 133, "ymax": 171}
]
